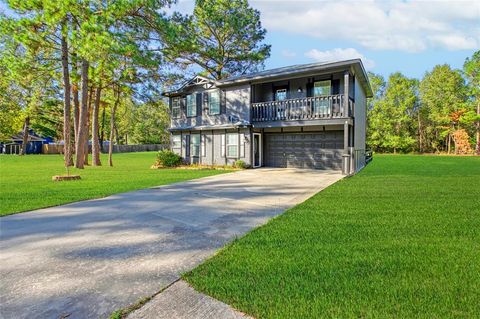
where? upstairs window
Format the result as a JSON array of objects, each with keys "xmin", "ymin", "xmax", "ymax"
[
  {"xmin": 275, "ymin": 88, "xmax": 287, "ymax": 101},
  {"xmin": 209, "ymin": 90, "xmax": 220, "ymax": 115},
  {"xmin": 314, "ymin": 80, "xmax": 331, "ymax": 96},
  {"xmin": 186, "ymin": 94, "xmax": 196, "ymax": 117},
  {"xmin": 314, "ymin": 80, "xmax": 331, "ymax": 115},
  {"xmin": 171, "ymin": 97, "xmax": 181, "ymax": 118}
]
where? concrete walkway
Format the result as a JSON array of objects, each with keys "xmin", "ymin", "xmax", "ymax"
[
  {"xmin": 0, "ymin": 168, "xmax": 342, "ymax": 319},
  {"xmin": 127, "ymin": 280, "xmax": 252, "ymax": 319}
]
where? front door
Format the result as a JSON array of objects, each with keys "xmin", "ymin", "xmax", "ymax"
[{"xmin": 253, "ymin": 133, "xmax": 262, "ymax": 168}]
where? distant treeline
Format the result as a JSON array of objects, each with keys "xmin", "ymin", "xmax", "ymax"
[{"xmin": 367, "ymin": 51, "xmax": 479, "ymax": 155}]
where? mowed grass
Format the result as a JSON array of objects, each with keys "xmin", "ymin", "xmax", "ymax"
[
  {"xmin": 185, "ymin": 155, "xmax": 480, "ymax": 318},
  {"xmin": 0, "ymin": 152, "xmax": 227, "ymax": 216}
]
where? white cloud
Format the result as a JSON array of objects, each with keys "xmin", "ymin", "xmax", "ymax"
[
  {"xmin": 281, "ymin": 49, "xmax": 297, "ymax": 58},
  {"xmin": 305, "ymin": 48, "xmax": 375, "ymax": 69},
  {"xmin": 251, "ymin": 0, "xmax": 480, "ymax": 52}
]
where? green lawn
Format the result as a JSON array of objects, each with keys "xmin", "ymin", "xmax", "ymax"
[
  {"xmin": 0, "ymin": 152, "xmax": 227, "ymax": 216},
  {"xmin": 185, "ymin": 155, "xmax": 480, "ymax": 318}
]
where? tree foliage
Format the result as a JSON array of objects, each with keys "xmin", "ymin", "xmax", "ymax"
[
  {"xmin": 462, "ymin": 50, "xmax": 480, "ymax": 154},
  {"xmin": 368, "ymin": 52, "xmax": 478, "ymax": 154},
  {"xmin": 368, "ymin": 73, "xmax": 418, "ymax": 153},
  {"xmin": 162, "ymin": 0, "xmax": 271, "ymax": 80}
]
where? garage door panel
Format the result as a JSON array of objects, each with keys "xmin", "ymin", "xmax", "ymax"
[{"xmin": 265, "ymin": 131, "xmax": 343, "ymax": 170}]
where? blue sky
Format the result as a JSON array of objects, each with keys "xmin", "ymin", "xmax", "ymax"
[
  {"xmin": 173, "ymin": 0, "xmax": 479, "ymax": 79},
  {"xmin": 2, "ymin": 0, "xmax": 478, "ymax": 79}
]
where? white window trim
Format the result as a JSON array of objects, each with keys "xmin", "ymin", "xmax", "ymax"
[
  {"xmin": 208, "ymin": 90, "xmax": 221, "ymax": 115},
  {"xmin": 171, "ymin": 97, "xmax": 181, "ymax": 119},
  {"xmin": 275, "ymin": 88, "xmax": 287, "ymax": 101},
  {"xmin": 314, "ymin": 80, "xmax": 332, "ymax": 96},
  {"xmin": 221, "ymin": 134, "xmax": 226, "ymax": 157},
  {"xmin": 186, "ymin": 94, "xmax": 196, "ymax": 117},
  {"xmin": 226, "ymin": 133, "xmax": 239, "ymax": 158},
  {"xmin": 240, "ymin": 134, "xmax": 245, "ymax": 158},
  {"xmin": 201, "ymin": 134, "xmax": 206, "ymax": 157},
  {"xmin": 190, "ymin": 134, "xmax": 200, "ymax": 157},
  {"xmin": 172, "ymin": 135, "xmax": 181, "ymax": 154}
]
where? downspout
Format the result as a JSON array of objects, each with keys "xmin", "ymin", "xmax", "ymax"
[{"xmin": 342, "ymin": 120, "xmax": 350, "ymax": 175}]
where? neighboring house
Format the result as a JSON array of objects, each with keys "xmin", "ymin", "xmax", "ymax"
[
  {"xmin": 162, "ymin": 59, "xmax": 373, "ymax": 175},
  {"xmin": 1, "ymin": 130, "xmax": 47, "ymax": 155}
]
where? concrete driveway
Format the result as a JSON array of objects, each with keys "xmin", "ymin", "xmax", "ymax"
[{"xmin": 0, "ymin": 168, "xmax": 342, "ymax": 319}]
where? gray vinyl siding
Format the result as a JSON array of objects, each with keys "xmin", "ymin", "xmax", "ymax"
[
  {"xmin": 252, "ymin": 73, "xmax": 346, "ymax": 103},
  {"xmin": 354, "ymin": 77, "xmax": 367, "ymax": 170},
  {"xmin": 171, "ymin": 128, "xmax": 252, "ymax": 167},
  {"xmin": 170, "ymin": 84, "xmax": 250, "ymax": 130}
]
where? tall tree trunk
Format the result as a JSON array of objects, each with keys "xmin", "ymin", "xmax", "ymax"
[
  {"xmin": 108, "ymin": 86, "xmax": 120, "ymax": 167},
  {"xmin": 61, "ymin": 33, "xmax": 72, "ymax": 166},
  {"xmin": 75, "ymin": 59, "xmax": 89, "ymax": 169},
  {"xmin": 447, "ymin": 134, "xmax": 451, "ymax": 154},
  {"xmin": 115, "ymin": 124, "xmax": 120, "ymax": 145},
  {"xmin": 83, "ymin": 87, "xmax": 94, "ymax": 165},
  {"xmin": 100, "ymin": 105, "xmax": 106, "ymax": 152},
  {"xmin": 72, "ymin": 34, "xmax": 80, "ymax": 152},
  {"xmin": 20, "ymin": 116, "xmax": 30, "ymax": 155},
  {"xmin": 92, "ymin": 84, "xmax": 102, "ymax": 166},
  {"xmin": 72, "ymin": 59, "xmax": 80, "ymax": 152},
  {"xmin": 73, "ymin": 83, "xmax": 79, "ymax": 149}
]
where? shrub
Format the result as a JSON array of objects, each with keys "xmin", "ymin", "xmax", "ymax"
[
  {"xmin": 233, "ymin": 160, "xmax": 248, "ymax": 169},
  {"xmin": 155, "ymin": 150, "xmax": 183, "ymax": 167}
]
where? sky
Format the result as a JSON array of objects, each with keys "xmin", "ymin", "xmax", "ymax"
[
  {"xmin": 1, "ymin": 0, "xmax": 478, "ymax": 79},
  {"xmin": 173, "ymin": 0, "xmax": 479, "ymax": 79}
]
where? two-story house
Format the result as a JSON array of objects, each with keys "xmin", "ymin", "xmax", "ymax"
[{"xmin": 163, "ymin": 59, "xmax": 372, "ymax": 175}]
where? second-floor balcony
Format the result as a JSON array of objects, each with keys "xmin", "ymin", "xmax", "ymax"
[{"xmin": 252, "ymin": 95, "xmax": 354, "ymax": 122}]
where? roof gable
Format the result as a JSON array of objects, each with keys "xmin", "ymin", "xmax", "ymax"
[{"xmin": 178, "ymin": 75, "xmax": 217, "ymax": 91}]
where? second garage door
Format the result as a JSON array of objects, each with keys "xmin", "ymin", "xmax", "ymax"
[{"xmin": 264, "ymin": 131, "xmax": 343, "ymax": 170}]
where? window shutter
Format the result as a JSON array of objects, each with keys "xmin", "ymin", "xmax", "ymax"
[
  {"xmin": 220, "ymin": 90, "xmax": 226, "ymax": 114},
  {"xmin": 196, "ymin": 93, "xmax": 202, "ymax": 116},
  {"xmin": 185, "ymin": 135, "xmax": 190, "ymax": 157},
  {"xmin": 221, "ymin": 134, "xmax": 225, "ymax": 157},
  {"xmin": 181, "ymin": 133, "xmax": 185, "ymax": 157},
  {"xmin": 240, "ymin": 134, "xmax": 245, "ymax": 158},
  {"xmin": 201, "ymin": 134, "xmax": 206, "ymax": 157},
  {"xmin": 168, "ymin": 97, "xmax": 172, "ymax": 114},
  {"xmin": 306, "ymin": 81, "xmax": 314, "ymax": 97},
  {"xmin": 332, "ymin": 79, "xmax": 340, "ymax": 95}
]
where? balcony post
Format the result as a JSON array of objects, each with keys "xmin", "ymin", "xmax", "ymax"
[{"xmin": 344, "ymin": 70, "xmax": 349, "ymax": 116}]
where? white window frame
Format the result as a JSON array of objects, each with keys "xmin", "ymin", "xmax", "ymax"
[
  {"xmin": 171, "ymin": 97, "xmax": 181, "ymax": 119},
  {"xmin": 172, "ymin": 135, "xmax": 181, "ymax": 155},
  {"xmin": 314, "ymin": 80, "xmax": 331, "ymax": 115},
  {"xmin": 226, "ymin": 133, "xmax": 238, "ymax": 158},
  {"xmin": 201, "ymin": 134, "xmax": 206, "ymax": 157},
  {"xmin": 190, "ymin": 134, "xmax": 200, "ymax": 157},
  {"xmin": 209, "ymin": 90, "xmax": 220, "ymax": 115},
  {"xmin": 275, "ymin": 88, "xmax": 287, "ymax": 101},
  {"xmin": 186, "ymin": 94, "xmax": 196, "ymax": 117}
]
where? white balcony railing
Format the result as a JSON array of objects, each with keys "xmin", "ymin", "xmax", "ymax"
[{"xmin": 252, "ymin": 95, "xmax": 353, "ymax": 122}]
